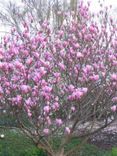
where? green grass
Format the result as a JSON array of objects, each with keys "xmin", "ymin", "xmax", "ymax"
[
  {"xmin": 0, "ymin": 129, "xmax": 116, "ymax": 156},
  {"xmin": 0, "ymin": 129, "xmax": 46, "ymax": 156}
]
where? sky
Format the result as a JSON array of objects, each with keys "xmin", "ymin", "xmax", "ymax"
[
  {"xmin": 0, "ymin": 0, "xmax": 117, "ymax": 16},
  {"xmin": 1, "ymin": 0, "xmax": 117, "ymax": 11},
  {"xmin": 0, "ymin": 0, "xmax": 116, "ymax": 36}
]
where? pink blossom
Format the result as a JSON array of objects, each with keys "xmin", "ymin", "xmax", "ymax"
[
  {"xmin": 44, "ymin": 106, "xmax": 50, "ymax": 113},
  {"xmin": 16, "ymin": 95, "xmax": 22, "ymax": 104},
  {"xmin": 41, "ymin": 80, "xmax": 47, "ymax": 87},
  {"xmin": 74, "ymin": 43, "xmax": 80, "ymax": 49},
  {"xmin": 46, "ymin": 116, "xmax": 51, "ymax": 125},
  {"xmin": 65, "ymin": 127, "xmax": 71, "ymax": 134},
  {"xmin": 68, "ymin": 95, "xmax": 73, "ymax": 101},
  {"xmin": 6, "ymin": 90, "xmax": 10, "ymax": 95},
  {"xmin": 77, "ymin": 52, "xmax": 83, "ymax": 58},
  {"xmin": 12, "ymin": 95, "xmax": 22, "ymax": 105},
  {"xmin": 21, "ymin": 85, "xmax": 31, "ymax": 94},
  {"xmin": 55, "ymin": 96, "xmax": 59, "ymax": 101},
  {"xmin": 0, "ymin": 86, "xmax": 3, "ymax": 97},
  {"xmin": 58, "ymin": 62, "xmax": 65, "ymax": 70},
  {"xmin": 71, "ymin": 90, "xmax": 83, "ymax": 100},
  {"xmin": 112, "ymin": 97, "xmax": 117, "ymax": 102},
  {"xmin": 43, "ymin": 128, "xmax": 50, "ymax": 135},
  {"xmin": 54, "ymin": 72, "xmax": 61, "ymax": 82},
  {"xmin": 83, "ymin": 65, "xmax": 92, "ymax": 74},
  {"xmin": 112, "ymin": 61, "xmax": 117, "ymax": 66},
  {"xmin": 27, "ymin": 110, "xmax": 32, "ymax": 117},
  {"xmin": 56, "ymin": 118, "xmax": 63, "ymax": 126},
  {"xmin": 23, "ymin": 50, "xmax": 29, "ymax": 56},
  {"xmin": 40, "ymin": 67, "xmax": 47, "ymax": 76},
  {"xmin": 68, "ymin": 85, "xmax": 75, "ymax": 92},
  {"xmin": 25, "ymin": 98, "xmax": 32, "ymax": 106},
  {"xmin": 5, "ymin": 82, "xmax": 10, "ymax": 87},
  {"xmin": 43, "ymin": 86, "xmax": 52, "ymax": 93},
  {"xmin": 82, "ymin": 88, "xmax": 88, "ymax": 93},
  {"xmin": 0, "ymin": 53, "xmax": 3, "ymax": 59},
  {"xmin": 90, "ymin": 75, "xmax": 99, "ymax": 81},
  {"xmin": 89, "ymin": 25, "xmax": 96, "ymax": 33},
  {"xmin": 14, "ymin": 61, "xmax": 24, "ymax": 71},
  {"xmin": 33, "ymin": 72, "xmax": 41, "ymax": 82},
  {"xmin": 26, "ymin": 57, "xmax": 33, "ymax": 65},
  {"xmin": 71, "ymin": 106, "xmax": 75, "ymax": 112},
  {"xmin": 111, "ymin": 73, "xmax": 117, "ymax": 81},
  {"xmin": 52, "ymin": 102, "xmax": 59, "ymax": 111},
  {"xmin": 111, "ymin": 105, "xmax": 117, "ymax": 112}
]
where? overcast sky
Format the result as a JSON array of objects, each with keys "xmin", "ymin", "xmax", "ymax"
[
  {"xmin": 9, "ymin": 0, "xmax": 117, "ymax": 6},
  {"xmin": 1, "ymin": 0, "xmax": 117, "ymax": 9},
  {"xmin": 0, "ymin": 0, "xmax": 116, "ymax": 36}
]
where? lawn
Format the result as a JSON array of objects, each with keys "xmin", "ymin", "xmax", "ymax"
[{"xmin": 0, "ymin": 129, "xmax": 116, "ymax": 156}]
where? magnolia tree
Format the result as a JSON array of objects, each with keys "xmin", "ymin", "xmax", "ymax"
[{"xmin": 0, "ymin": 1, "xmax": 117, "ymax": 156}]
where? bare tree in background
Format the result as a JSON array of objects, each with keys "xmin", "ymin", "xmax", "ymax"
[{"xmin": 0, "ymin": 0, "xmax": 80, "ymax": 34}]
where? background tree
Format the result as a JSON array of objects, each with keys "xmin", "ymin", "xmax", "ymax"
[{"xmin": 0, "ymin": 0, "xmax": 80, "ymax": 34}]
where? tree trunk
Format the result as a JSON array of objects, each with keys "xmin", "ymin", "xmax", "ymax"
[
  {"xmin": 54, "ymin": 153, "xmax": 65, "ymax": 156},
  {"xmin": 54, "ymin": 149, "xmax": 65, "ymax": 156},
  {"xmin": 37, "ymin": 143, "xmax": 65, "ymax": 156}
]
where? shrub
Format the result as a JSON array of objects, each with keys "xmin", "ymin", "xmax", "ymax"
[
  {"xmin": 111, "ymin": 147, "xmax": 117, "ymax": 156},
  {"xmin": 20, "ymin": 148, "xmax": 47, "ymax": 156}
]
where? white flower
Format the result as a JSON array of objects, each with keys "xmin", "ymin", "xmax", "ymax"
[{"xmin": 0, "ymin": 134, "xmax": 4, "ymax": 138}]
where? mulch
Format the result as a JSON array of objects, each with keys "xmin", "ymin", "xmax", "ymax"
[{"xmin": 88, "ymin": 130, "xmax": 117, "ymax": 149}]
